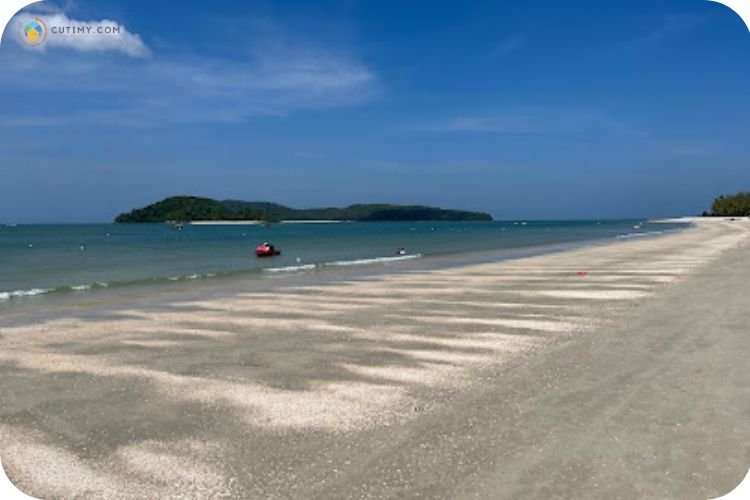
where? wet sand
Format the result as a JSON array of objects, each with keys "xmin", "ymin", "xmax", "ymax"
[{"xmin": 1, "ymin": 219, "xmax": 749, "ymax": 499}]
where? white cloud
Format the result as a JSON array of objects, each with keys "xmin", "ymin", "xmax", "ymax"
[
  {"xmin": 11, "ymin": 11, "xmax": 149, "ymax": 57},
  {"xmin": 410, "ymin": 109, "xmax": 646, "ymax": 137},
  {"xmin": 412, "ymin": 116, "xmax": 540, "ymax": 134},
  {"xmin": 491, "ymin": 35, "xmax": 525, "ymax": 56},
  {"xmin": 663, "ymin": 140, "xmax": 718, "ymax": 157},
  {"xmin": 629, "ymin": 13, "xmax": 704, "ymax": 48},
  {"xmin": 0, "ymin": 36, "xmax": 377, "ymax": 126},
  {"xmin": 0, "ymin": 9, "xmax": 378, "ymax": 126}
]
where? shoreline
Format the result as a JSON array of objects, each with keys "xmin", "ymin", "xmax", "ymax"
[
  {"xmin": 189, "ymin": 220, "xmax": 349, "ymax": 225},
  {"xmin": 1, "ymin": 218, "xmax": 748, "ymax": 498},
  {"xmin": 0, "ymin": 223, "xmax": 689, "ymax": 321},
  {"xmin": 0, "ymin": 219, "xmax": 689, "ymax": 302},
  {"xmin": 651, "ymin": 216, "xmax": 747, "ymax": 223}
]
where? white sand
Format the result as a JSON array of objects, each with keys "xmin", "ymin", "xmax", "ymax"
[{"xmin": 1, "ymin": 218, "xmax": 748, "ymax": 498}]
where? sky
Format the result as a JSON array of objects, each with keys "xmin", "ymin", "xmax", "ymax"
[{"xmin": 1, "ymin": 0, "xmax": 749, "ymax": 222}]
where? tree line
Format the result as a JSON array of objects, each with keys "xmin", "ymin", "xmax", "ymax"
[
  {"xmin": 705, "ymin": 192, "xmax": 750, "ymax": 217},
  {"xmin": 114, "ymin": 196, "xmax": 494, "ymax": 223}
]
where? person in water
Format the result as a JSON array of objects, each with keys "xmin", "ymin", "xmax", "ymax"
[{"xmin": 257, "ymin": 242, "xmax": 278, "ymax": 255}]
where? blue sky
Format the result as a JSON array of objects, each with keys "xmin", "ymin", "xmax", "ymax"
[{"xmin": 1, "ymin": 0, "xmax": 749, "ymax": 222}]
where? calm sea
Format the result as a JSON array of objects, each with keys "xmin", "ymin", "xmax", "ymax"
[{"xmin": 0, "ymin": 220, "xmax": 684, "ymax": 304}]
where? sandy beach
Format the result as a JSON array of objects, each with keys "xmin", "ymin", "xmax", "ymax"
[{"xmin": 1, "ymin": 218, "xmax": 749, "ymax": 499}]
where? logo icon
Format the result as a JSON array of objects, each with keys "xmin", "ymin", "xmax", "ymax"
[{"xmin": 19, "ymin": 16, "xmax": 46, "ymax": 46}]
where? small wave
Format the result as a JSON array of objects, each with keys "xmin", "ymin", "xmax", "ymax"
[
  {"xmin": 325, "ymin": 254, "xmax": 422, "ymax": 267},
  {"xmin": 265, "ymin": 264, "xmax": 317, "ymax": 273},
  {"xmin": 12, "ymin": 288, "xmax": 52, "ymax": 297},
  {"xmin": 0, "ymin": 288, "xmax": 54, "ymax": 300},
  {"xmin": 67, "ymin": 282, "xmax": 109, "ymax": 292},
  {"xmin": 0, "ymin": 255, "xmax": 425, "ymax": 303},
  {"xmin": 0, "ymin": 272, "xmax": 226, "ymax": 302},
  {"xmin": 616, "ymin": 230, "xmax": 667, "ymax": 240},
  {"xmin": 167, "ymin": 273, "xmax": 207, "ymax": 282}
]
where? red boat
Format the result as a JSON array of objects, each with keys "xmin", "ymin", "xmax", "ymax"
[{"xmin": 256, "ymin": 242, "xmax": 281, "ymax": 257}]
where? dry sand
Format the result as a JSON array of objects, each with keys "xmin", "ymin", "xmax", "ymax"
[{"xmin": 1, "ymin": 218, "xmax": 749, "ymax": 499}]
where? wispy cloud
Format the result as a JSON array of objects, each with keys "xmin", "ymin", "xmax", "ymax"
[
  {"xmin": 0, "ymin": 116, "xmax": 65, "ymax": 127},
  {"xmin": 629, "ymin": 13, "xmax": 704, "ymax": 48},
  {"xmin": 490, "ymin": 35, "xmax": 525, "ymax": 56},
  {"xmin": 0, "ymin": 25, "xmax": 377, "ymax": 126},
  {"xmin": 662, "ymin": 140, "xmax": 718, "ymax": 157},
  {"xmin": 411, "ymin": 116, "xmax": 540, "ymax": 134},
  {"xmin": 10, "ymin": 11, "xmax": 150, "ymax": 57},
  {"xmin": 410, "ymin": 109, "xmax": 644, "ymax": 137}
]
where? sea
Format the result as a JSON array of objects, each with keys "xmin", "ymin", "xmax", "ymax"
[{"xmin": 0, "ymin": 220, "xmax": 685, "ymax": 308}]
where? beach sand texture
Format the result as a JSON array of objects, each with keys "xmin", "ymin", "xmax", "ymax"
[{"xmin": 1, "ymin": 219, "xmax": 749, "ymax": 499}]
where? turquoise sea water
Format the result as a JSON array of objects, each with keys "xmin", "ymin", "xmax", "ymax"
[{"xmin": 0, "ymin": 220, "xmax": 683, "ymax": 303}]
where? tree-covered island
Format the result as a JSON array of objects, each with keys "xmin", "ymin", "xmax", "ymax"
[{"xmin": 114, "ymin": 196, "xmax": 494, "ymax": 223}]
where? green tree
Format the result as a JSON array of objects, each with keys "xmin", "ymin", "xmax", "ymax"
[{"xmin": 710, "ymin": 193, "xmax": 750, "ymax": 217}]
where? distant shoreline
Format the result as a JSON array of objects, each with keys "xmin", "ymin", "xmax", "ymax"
[
  {"xmin": 189, "ymin": 220, "xmax": 348, "ymax": 225},
  {"xmin": 188, "ymin": 221, "xmax": 263, "ymax": 225},
  {"xmin": 650, "ymin": 216, "xmax": 746, "ymax": 224}
]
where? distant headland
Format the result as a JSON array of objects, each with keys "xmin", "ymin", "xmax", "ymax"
[
  {"xmin": 704, "ymin": 192, "xmax": 750, "ymax": 217},
  {"xmin": 114, "ymin": 196, "xmax": 494, "ymax": 223}
]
